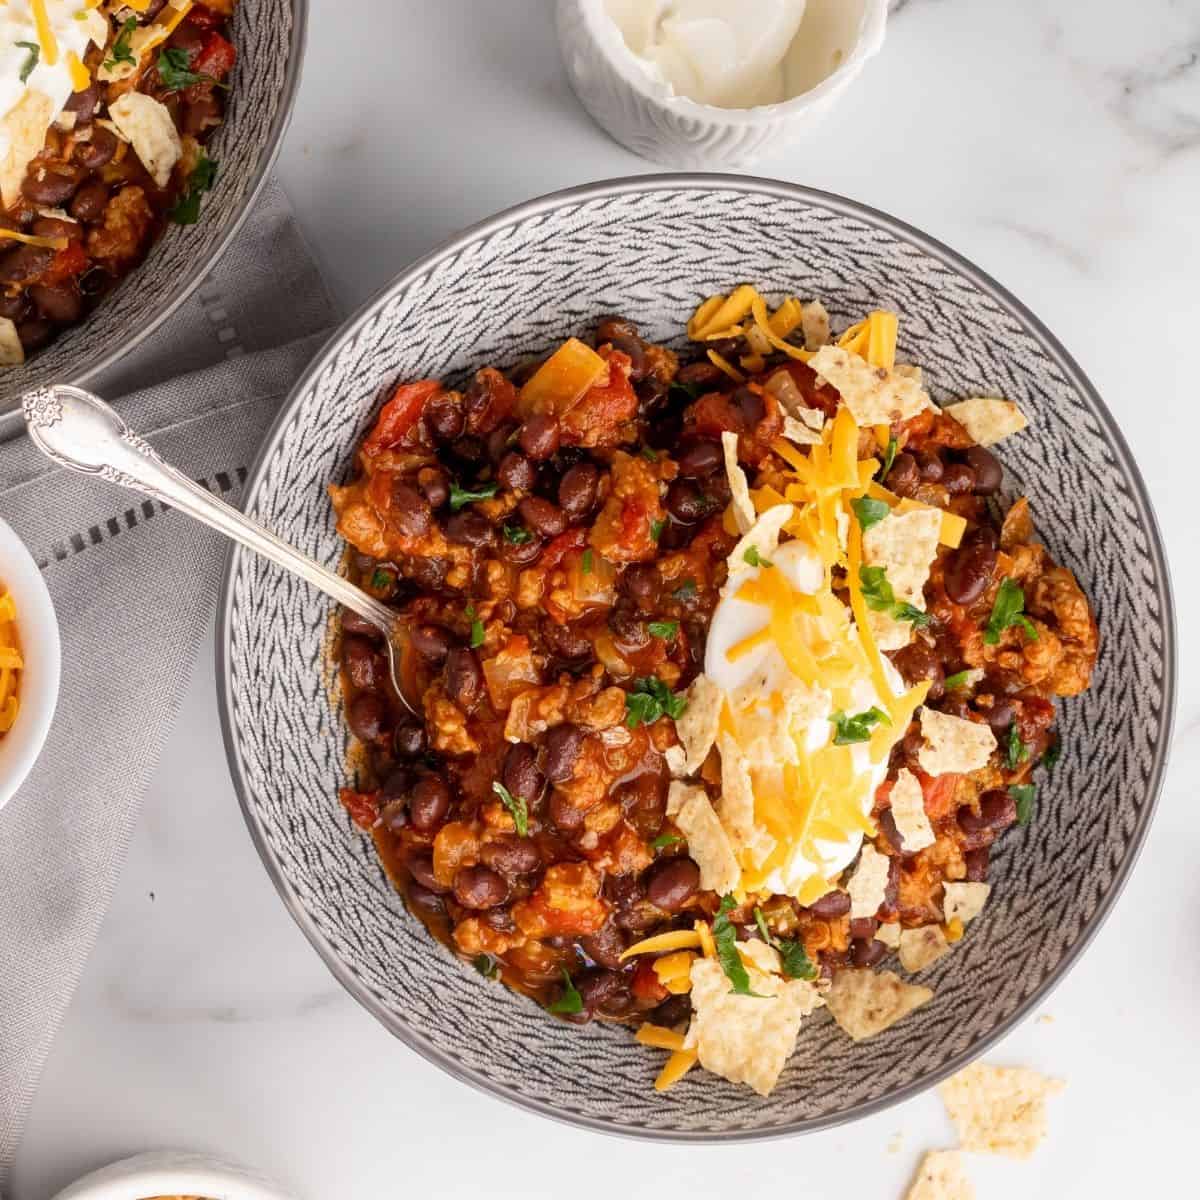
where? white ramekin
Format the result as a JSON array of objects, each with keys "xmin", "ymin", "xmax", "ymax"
[
  {"xmin": 556, "ymin": 0, "xmax": 888, "ymax": 169},
  {"xmin": 0, "ymin": 515, "xmax": 59, "ymax": 813},
  {"xmin": 50, "ymin": 1151, "xmax": 298, "ymax": 1200}
]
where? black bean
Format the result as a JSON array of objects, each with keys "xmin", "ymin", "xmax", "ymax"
[
  {"xmin": 806, "ymin": 889, "xmax": 851, "ymax": 918},
  {"xmin": 645, "ymin": 858, "xmax": 700, "ymax": 912},
  {"xmin": 453, "ymin": 865, "xmax": 508, "ymax": 909},
  {"xmin": 943, "ymin": 528, "xmax": 998, "ymax": 606},
  {"xmin": 965, "ymin": 446, "xmax": 1003, "ymax": 495},
  {"xmin": 480, "ymin": 836, "xmax": 541, "ymax": 876},
  {"xmin": 608, "ymin": 606, "xmax": 649, "ymax": 653},
  {"xmin": 17, "ymin": 319, "xmax": 53, "ymax": 351},
  {"xmin": 849, "ymin": 916, "xmax": 878, "ymax": 940},
  {"xmin": 543, "ymin": 723, "xmax": 585, "ymax": 783},
  {"xmin": 410, "ymin": 624, "xmax": 451, "ymax": 664},
  {"xmin": 502, "ymin": 742, "xmax": 543, "ymax": 803},
  {"xmin": 887, "ymin": 452, "xmax": 920, "ymax": 498},
  {"xmin": 665, "ymin": 478, "xmax": 710, "ymax": 525},
  {"xmin": 500, "ymin": 530, "xmax": 544, "ymax": 566},
  {"xmin": 620, "ymin": 563, "xmax": 660, "ymax": 612},
  {"xmin": 518, "ymin": 496, "xmax": 566, "ymax": 538},
  {"xmin": 407, "ymin": 850, "xmax": 447, "ymax": 894},
  {"xmin": 343, "ymin": 634, "xmax": 385, "ymax": 690},
  {"xmin": 426, "ymin": 392, "xmax": 465, "ymax": 442},
  {"xmin": 0, "ymin": 293, "xmax": 28, "ymax": 321},
  {"xmin": 964, "ymin": 847, "xmax": 990, "ymax": 882},
  {"xmin": 676, "ymin": 362, "xmax": 724, "ymax": 389},
  {"xmin": 558, "ymin": 462, "xmax": 599, "ymax": 521},
  {"xmin": 576, "ymin": 968, "xmax": 629, "ymax": 1016},
  {"xmin": 410, "ymin": 776, "xmax": 452, "ymax": 832},
  {"xmin": 22, "ymin": 165, "xmax": 83, "ymax": 205},
  {"xmin": 979, "ymin": 788, "xmax": 1018, "ymax": 831},
  {"xmin": 30, "ymin": 283, "xmax": 81, "ymax": 324},
  {"xmin": 445, "ymin": 511, "xmax": 495, "ymax": 549},
  {"xmin": 580, "ymin": 921, "xmax": 628, "ymax": 969},
  {"xmin": 406, "ymin": 556, "xmax": 447, "ymax": 590},
  {"xmin": 980, "ymin": 698, "xmax": 1015, "ymax": 734},
  {"xmin": 390, "ymin": 482, "xmax": 432, "ymax": 538},
  {"xmin": 731, "ymin": 386, "xmax": 765, "ymax": 427},
  {"xmin": 917, "ymin": 451, "xmax": 945, "ymax": 482},
  {"xmin": 498, "ymin": 451, "xmax": 536, "ymax": 491},
  {"xmin": 548, "ymin": 790, "xmax": 584, "ymax": 835},
  {"xmin": 73, "ymin": 126, "xmax": 118, "ymax": 170},
  {"xmin": 941, "ymin": 463, "xmax": 977, "ymax": 495},
  {"xmin": 31, "ymin": 217, "xmax": 78, "ymax": 241},
  {"xmin": 676, "ymin": 439, "xmax": 722, "ymax": 477},
  {"xmin": 394, "ymin": 721, "xmax": 426, "ymax": 757},
  {"xmin": 595, "ymin": 316, "xmax": 639, "ymax": 343},
  {"xmin": 68, "ymin": 179, "xmax": 108, "ymax": 223},
  {"xmin": 407, "ymin": 882, "xmax": 446, "ymax": 915},
  {"xmin": 64, "ymin": 83, "xmax": 102, "ymax": 123},
  {"xmin": 347, "ymin": 693, "xmax": 389, "ymax": 742},
  {"xmin": 0, "ymin": 245, "xmax": 54, "ymax": 285},
  {"xmin": 486, "ymin": 422, "xmax": 519, "ymax": 464},
  {"xmin": 463, "ymin": 370, "xmax": 511, "ymax": 436},
  {"xmin": 518, "ymin": 413, "xmax": 561, "ymax": 460},
  {"xmin": 444, "ymin": 647, "xmax": 483, "ymax": 711},
  {"xmin": 608, "ymin": 333, "xmax": 646, "ymax": 381},
  {"xmin": 850, "ymin": 937, "xmax": 889, "ymax": 967},
  {"xmin": 890, "ymin": 641, "xmax": 944, "ymax": 703},
  {"xmin": 416, "ymin": 467, "xmax": 449, "ymax": 509}
]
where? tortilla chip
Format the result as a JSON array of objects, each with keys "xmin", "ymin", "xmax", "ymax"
[
  {"xmin": 674, "ymin": 787, "xmax": 741, "ymax": 895},
  {"xmin": 863, "ymin": 507, "xmax": 943, "ymax": 607},
  {"xmin": 938, "ymin": 1063, "xmax": 1065, "ymax": 1159},
  {"xmin": 722, "ymin": 431, "xmax": 755, "ymax": 533},
  {"xmin": 107, "ymin": 93, "xmax": 182, "ymax": 189},
  {"xmin": 800, "ymin": 299, "xmax": 831, "ymax": 350},
  {"xmin": 941, "ymin": 882, "xmax": 991, "ymax": 925},
  {"xmin": 808, "ymin": 345, "xmax": 932, "ymax": 426},
  {"xmin": 0, "ymin": 317, "xmax": 25, "ymax": 367},
  {"xmin": 726, "ymin": 503, "xmax": 794, "ymax": 581},
  {"xmin": 825, "ymin": 968, "xmax": 933, "ymax": 1041},
  {"xmin": 781, "ymin": 414, "xmax": 821, "ymax": 445},
  {"xmin": 904, "ymin": 1151, "xmax": 974, "ymax": 1200},
  {"xmin": 666, "ymin": 779, "xmax": 702, "ymax": 818},
  {"xmin": 917, "ymin": 708, "xmax": 997, "ymax": 776},
  {"xmin": 875, "ymin": 921, "xmax": 902, "ymax": 949},
  {"xmin": 0, "ymin": 90, "xmax": 55, "ymax": 210},
  {"xmin": 890, "ymin": 767, "xmax": 935, "ymax": 852},
  {"xmin": 943, "ymin": 398, "xmax": 1028, "ymax": 446},
  {"xmin": 718, "ymin": 734, "xmax": 774, "ymax": 868},
  {"xmin": 898, "ymin": 924, "xmax": 951, "ymax": 973},
  {"xmin": 847, "ymin": 844, "xmax": 890, "ymax": 920},
  {"xmin": 685, "ymin": 957, "xmax": 822, "ymax": 1095},
  {"xmin": 669, "ymin": 675, "xmax": 722, "ymax": 777}
]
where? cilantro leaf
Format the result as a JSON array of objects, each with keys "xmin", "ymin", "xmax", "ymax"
[
  {"xmin": 1011, "ymin": 783, "xmax": 1036, "ymax": 826},
  {"xmin": 943, "ymin": 669, "xmax": 974, "ymax": 691},
  {"xmin": 892, "ymin": 601, "xmax": 932, "ymax": 628},
  {"xmin": 581, "ymin": 548, "xmax": 593, "ymax": 574},
  {"xmin": 673, "ymin": 578, "xmax": 698, "ymax": 602},
  {"xmin": 1006, "ymin": 722, "xmax": 1029, "ymax": 770},
  {"xmin": 831, "ymin": 706, "xmax": 890, "ymax": 745},
  {"xmin": 491, "ymin": 780, "xmax": 529, "ymax": 836},
  {"xmin": 625, "ymin": 677, "xmax": 687, "ymax": 729},
  {"xmin": 648, "ymin": 620, "xmax": 679, "ymax": 641},
  {"xmin": 641, "ymin": 446, "xmax": 659, "ymax": 462},
  {"xmin": 984, "ymin": 578, "xmax": 1038, "ymax": 645},
  {"xmin": 851, "ymin": 496, "xmax": 890, "ymax": 532},
  {"xmin": 743, "ymin": 545, "xmax": 773, "ymax": 568},
  {"xmin": 103, "ymin": 16, "xmax": 138, "ymax": 71},
  {"xmin": 879, "ymin": 436, "xmax": 898, "ymax": 481},
  {"xmin": 16, "ymin": 41, "xmax": 39, "ymax": 84},
  {"xmin": 472, "ymin": 953, "xmax": 499, "ymax": 979},
  {"xmin": 777, "ymin": 940, "xmax": 819, "ymax": 981},
  {"xmin": 650, "ymin": 517, "xmax": 665, "ymax": 542},
  {"xmin": 466, "ymin": 605, "xmax": 485, "ymax": 649},
  {"xmin": 858, "ymin": 565, "xmax": 929, "ymax": 627},
  {"xmin": 714, "ymin": 896, "xmax": 769, "ymax": 998},
  {"xmin": 651, "ymin": 833, "xmax": 682, "ymax": 850},
  {"xmin": 157, "ymin": 46, "xmax": 227, "ymax": 91},
  {"xmin": 502, "ymin": 523, "xmax": 532, "ymax": 544},
  {"xmin": 668, "ymin": 380, "xmax": 701, "ymax": 406},
  {"xmin": 448, "ymin": 479, "xmax": 499, "ymax": 512},
  {"xmin": 1042, "ymin": 738, "xmax": 1061, "ymax": 770},
  {"xmin": 168, "ymin": 154, "xmax": 218, "ymax": 225},
  {"xmin": 546, "ymin": 968, "xmax": 584, "ymax": 1014}
]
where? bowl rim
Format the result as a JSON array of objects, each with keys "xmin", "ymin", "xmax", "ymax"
[
  {"xmin": 0, "ymin": 515, "xmax": 60, "ymax": 812},
  {"xmin": 0, "ymin": 0, "xmax": 310, "ymax": 428},
  {"xmin": 557, "ymin": 0, "xmax": 889, "ymax": 125},
  {"xmin": 49, "ymin": 1149, "xmax": 297, "ymax": 1200},
  {"xmin": 216, "ymin": 173, "xmax": 1177, "ymax": 1143}
]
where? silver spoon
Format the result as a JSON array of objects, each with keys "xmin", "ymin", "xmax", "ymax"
[{"xmin": 22, "ymin": 384, "xmax": 419, "ymax": 715}]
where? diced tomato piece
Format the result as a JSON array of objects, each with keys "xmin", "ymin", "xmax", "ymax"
[
  {"xmin": 630, "ymin": 957, "xmax": 669, "ymax": 1005},
  {"xmin": 539, "ymin": 527, "xmax": 587, "ymax": 572},
  {"xmin": 187, "ymin": 5, "xmax": 227, "ymax": 29},
  {"xmin": 559, "ymin": 349, "xmax": 637, "ymax": 447},
  {"xmin": 362, "ymin": 380, "xmax": 443, "ymax": 456},
  {"xmin": 915, "ymin": 770, "xmax": 960, "ymax": 822},
  {"xmin": 339, "ymin": 788, "xmax": 380, "ymax": 831},
  {"xmin": 193, "ymin": 31, "xmax": 237, "ymax": 80},
  {"xmin": 40, "ymin": 241, "xmax": 88, "ymax": 285}
]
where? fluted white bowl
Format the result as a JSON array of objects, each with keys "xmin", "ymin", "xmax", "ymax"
[
  {"xmin": 556, "ymin": 0, "xmax": 887, "ymax": 168},
  {"xmin": 50, "ymin": 1150, "xmax": 296, "ymax": 1200}
]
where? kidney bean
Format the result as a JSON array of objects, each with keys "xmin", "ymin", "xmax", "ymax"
[
  {"xmin": 0, "ymin": 293, "xmax": 28, "ymax": 321},
  {"xmin": 806, "ymin": 889, "xmax": 851, "ymax": 918},
  {"xmin": 518, "ymin": 496, "xmax": 566, "ymax": 538},
  {"xmin": 730, "ymin": 386, "xmax": 765, "ymax": 427},
  {"xmin": 917, "ymin": 451, "xmax": 945, "ymax": 482},
  {"xmin": 675, "ymin": 361, "xmax": 724, "ymax": 389},
  {"xmin": 380, "ymin": 799, "xmax": 408, "ymax": 834},
  {"xmin": 23, "ymin": 165, "xmax": 83, "ymax": 205},
  {"xmin": 497, "ymin": 451, "xmax": 535, "ymax": 491},
  {"xmin": 30, "ymin": 283, "xmax": 81, "ymax": 324},
  {"xmin": 347, "ymin": 693, "xmax": 389, "ymax": 742},
  {"xmin": 68, "ymin": 179, "xmax": 108, "ymax": 223},
  {"xmin": 410, "ymin": 624, "xmax": 451, "ymax": 664},
  {"xmin": 480, "ymin": 835, "xmax": 541, "ymax": 876},
  {"xmin": 576, "ymin": 968, "xmax": 628, "ymax": 1017},
  {"xmin": 394, "ymin": 721, "xmax": 426, "ymax": 757},
  {"xmin": 676, "ymin": 439, "xmax": 723, "ymax": 478},
  {"xmin": 167, "ymin": 15, "xmax": 206, "ymax": 53},
  {"xmin": 486, "ymin": 422, "xmax": 518, "ymax": 464},
  {"xmin": 513, "ymin": 413, "xmax": 558, "ymax": 461},
  {"xmin": 17, "ymin": 319, "xmax": 53, "ymax": 351},
  {"xmin": 410, "ymin": 775, "xmax": 452, "ymax": 832},
  {"xmin": 65, "ymin": 83, "xmax": 102, "ymax": 123},
  {"xmin": 965, "ymin": 445, "xmax": 1003, "ymax": 495},
  {"xmin": 500, "ymin": 530, "xmax": 543, "ymax": 566},
  {"xmin": 645, "ymin": 858, "xmax": 700, "ymax": 912},
  {"xmin": 454, "ymin": 865, "xmax": 508, "ymax": 909},
  {"xmin": 416, "ymin": 466, "xmax": 449, "ymax": 509},
  {"xmin": 887, "ymin": 452, "xmax": 920, "ymax": 498},
  {"xmin": 964, "ymin": 847, "xmax": 990, "ymax": 882},
  {"xmin": 406, "ymin": 555, "xmax": 447, "ymax": 590},
  {"xmin": 445, "ymin": 511, "xmax": 495, "ymax": 549},
  {"xmin": 980, "ymin": 698, "xmax": 1015, "ymax": 734},
  {"xmin": 850, "ymin": 937, "xmax": 889, "ymax": 968},
  {"xmin": 481, "ymin": 905, "xmax": 516, "ymax": 933},
  {"xmin": 380, "ymin": 766, "xmax": 413, "ymax": 803},
  {"xmin": 463, "ymin": 371, "xmax": 510, "ymax": 435},
  {"xmin": 849, "ymin": 916, "xmax": 878, "ymax": 940},
  {"xmin": 665, "ymin": 478, "xmax": 710, "ymax": 525},
  {"xmin": 425, "ymin": 392, "xmax": 464, "ymax": 442},
  {"xmin": 343, "ymin": 634, "xmax": 385, "ymax": 690},
  {"xmin": 979, "ymin": 788, "xmax": 1018, "ymax": 831},
  {"xmin": 541, "ymin": 620, "xmax": 591, "ymax": 662},
  {"xmin": 74, "ymin": 125, "xmax": 118, "ymax": 170},
  {"xmin": 608, "ymin": 333, "xmax": 646, "ymax": 381},
  {"xmin": 444, "ymin": 647, "xmax": 483, "ymax": 710},
  {"xmin": 502, "ymin": 742, "xmax": 543, "ymax": 802},
  {"xmin": 390, "ymin": 482, "xmax": 432, "ymax": 538},
  {"xmin": 548, "ymin": 790, "xmax": 584, "ymax": 835},
  {"xmin": 609, "ymin": 606, "xmax": 649, "ymax": 654},
  {"xmin": 407, "ymin": 850, "xmax": 447, "ymax": 894},
  {"xmin": 543, "ymin": 723, "xmax": 585, "ymax": 783},
  {"xmin": 596, "ymin": 315, "xmax": 639, "ymax": 342},
  {"xmin": 580, "ymin": 920, "xmax": 627, "ymax": 969},
  {"xmin": 0, "ymin": 244, "xmax": 54, "ymax": 285},
  {"xmin": 943, "ymin": 527, "xmax": 998, "ymax": 605},
  {"xmin": 891, "ymin": 641, "xmax": 945, "ymax": 702},
  {"xmin": 558, "ymin": 462, "xmax": 599, "ymax": 521},
  {"xmin": 941, "ymin": 463, "xmax": 977, "ymax": 495},
  {"xmin": 620, "ymin": 563, "xmax": 660, "ymax": 612}
]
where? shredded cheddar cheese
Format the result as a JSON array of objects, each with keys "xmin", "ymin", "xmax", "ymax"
[
  {"xmin": 707, "ymin": 348, "xmax": 745, "ymax": 383},
  {"xmin": 654, "ymin": 1048, "xmax": 698, "ymax": 1091},
  {"xmin": 31, "ymin": 0, "xmax": 59, "ymax": 65},
  {"xmin": 0, "ymin": 229, "xmax": 68, "ymax": 250},
  {"xmin": 66, "ymin": 50, "xmax": 90, "ymax": 92},
  {"xmin": 619, "ymin": 929, "xmax": 702, "ymax": 960},
  {"xmin": 0, "ymin": 590, "xmax": 21, "ymax": 735}
]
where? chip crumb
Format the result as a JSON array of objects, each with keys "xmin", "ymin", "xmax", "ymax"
[
  {"xmin": 669, "ymin": 675, "xmax": 722, "ymax": 777},
  {"xmin": 903, "ymin": 1150, "xmax": 974, "ymax": 1200},
  {"xmin": 917, "ymin": 708, "xmax": 997, "ymax": 777},
  {"xmin": 875, "ymin": 921, "xmax": 902, "ymax": 949},
  {"xmin": 938, "ymin": 1062, "xmax": 1066, "ymax": 1159},
  {"xmin": 718, "ymin": 734, "xmax": 775, "ymax": 868},
  {"xmin": 673, "ymin": 786, "xmax": 740, "ymax": 895},
  {"xmin": 781, "ymin": 414, "xmax": 822, "ymax": 445},
  {"xmin": 722, "ymin": 431, "xmax": 755, "ymax": 533},
  {"xmin": 943, "ymin": 397, "xmax": 1028, "ymax": 446},
  {"xmin": 825, "ymin": 968, "xmax": 933, "ymax": 1041},
  {"xmin": 862, "ymin": 507, "xmax": 942, "ymax": 651},
  {"xmin": 1037, "ymin": 1013, "xmax": 1055, "ymax": 1025},
  {"xmin": 890, "ymin": 768, "xmax": 935, "ymax": 852},
  {"xmin": 847, "ymin": 844, "xmax": 890, "ymax": 919},
  {"xmin": 887, "ymin": 1130, "xmax": 905, "ymax": 1155},
  {"xmin": 801, "ymin": 299, "xmax": 831, "ymax": 350},
  {"xmin": 808, "ymin": 344, "xmax": 932, "ymax": 426},
  {"xmin": 898, "ymin": 924, "xmax": 951, "ymax": 973},
  {"xmin": 726, "ymin": 502, "xmax": 794, "ymax": 582},
  {"xmin": 941, "ymin": 882, "xmax": 990, "ymax": 926}
]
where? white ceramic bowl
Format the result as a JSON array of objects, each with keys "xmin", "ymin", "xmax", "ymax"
[
  {"xmin": 556, "ymin": 0, "xmax": 887, "ymax": 168},
  {"xmin": 0, "ymin": 515, "xmax": 59, "ymax": 812},
  {"xmin": 50, "ymin": 1151, "xmax": 297, "ymax": 1200}
]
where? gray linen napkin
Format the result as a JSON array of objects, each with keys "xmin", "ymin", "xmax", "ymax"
[{"xmin": 0, "ymin": 180, "xmax": 337, "ymax": 1186}]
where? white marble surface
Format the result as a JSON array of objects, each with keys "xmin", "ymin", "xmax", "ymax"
[{"xmin": 11, "ymin": 0, "xmax": 1199, "ymax": 1195}]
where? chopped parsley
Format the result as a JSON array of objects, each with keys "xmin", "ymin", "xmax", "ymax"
[
  {"xmin": 943, "ymin": 669, "xmax": 974, "ymax": 691},
  {"xmin": 546, "ymin": 968, "xmax": 584, "ymax": 1015},
  {"xmin": 491, "ymin": 780, "xmax": 529, "ymax": 837},
  {"xmin": 466, "ymin": 605, "xmax": 485, "ymax": 649},
  {"xmin": 368, "ymin": 567, "xmax": 395, "ymax": 592},
  {"xmin": 743, "ymin": 545, "xmax": 774, "ymax": 569},
  {"xmin": 625, "ymin": 676, "xmax": 687, "ymax": 729},
  {"xmin": 651, "ymin": 833, "xmax": 682, "ymax": 850},
  {"xmin": 650, "ymin": 517, "xmax": 665, "ymax": 542},
  {"xmin": 16, "ymin": 41, "xmax": 39, "ymax": 84},
  {"xmin": 581, "ymin": 548, "xmax": 594, "ymax": 574},
  {"xmin": 714, "ymin": 896, "xmax": 769, "ymax": 998},
  {"xmin": 648, "ymin": 619, "xmax": 679, "ymax": 641},
  {"xmin": 850, "ymin": 496, "xmax": 890, "ymax": 532},
  {"xmin": 753, "ymin": 907, "xmax": 818, "ymax": 981},
  {"xmin": 831, "ymin": 706, "xmax": 890, "ymax": 745},
  {"xmin": 502, "ymin": 523, "xmax": 532, "ymax": 544},
  {"xmin": 858, "ymin": 564, "xmax": 931, "ymax": 628},
  {"xmin": 472, "ymin": 953, "xmax": 499, "ymax": 979},
  {"xmin": 879, "ymin": 435, "xmax": 898, "ymax": 481},
  {"xmin": 156, "ymin": 46, "xmax": 227, "ymax": 91},
  {"xmin": 673, "ymin": 578, "xmax": 698, "ymax": 602},
  {"xmin": 641, "ymin": 446, "xmax": 659, "ymax": 462},
  {"xmin": 1042, "ymin": 738, "xmax": 1061, "ymax": 770},
  {"xmin": 448, "ymin": 479, "xmax": 498, "ymax": 512},
  {"xmin": 984, "ymin": 578, "xmax": 1038, "ymax": 645},
  {"xmin": 1006, "ymin": 722, "xmax": 1029, "ymax": 770},
  {"xmin": 168, "ymin": 154, "xmax": 218, "ymax": 225},
  {"xmin": 1011, "ymin": 783, "xmax": 1036, "ymax": 826},
  {"xmin": 103, "ymin": 16, "xmax": 138, "ymax": 71}
]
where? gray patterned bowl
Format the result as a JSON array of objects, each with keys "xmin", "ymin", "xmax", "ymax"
[
  {"xmin": 0, "ymin": 0, "xmax": 307, "ymax": 416},
  {"xmin": 217, "ymin": 176, "xmax": 1175, "ymax": 1141}
]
